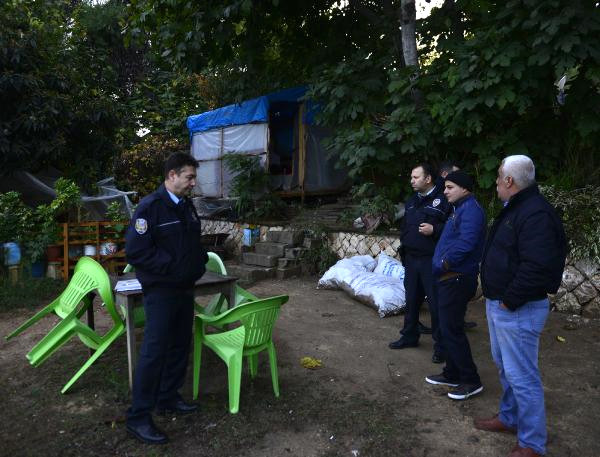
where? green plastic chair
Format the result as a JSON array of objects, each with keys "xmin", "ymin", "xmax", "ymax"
[
  {"xmin": 120, "ymin": 252, "xmax": 242, "ymax": 326},
  {"xmin": 5, "ymin": 257, "xmax": 125, "ymax": 393},
  {"xmin": 203, "ymin": 252, "xmax": 259, "ymax": 312},
  {"xmin": 192, "ymin": 294, "xmax": 289, "ymax": 414}
]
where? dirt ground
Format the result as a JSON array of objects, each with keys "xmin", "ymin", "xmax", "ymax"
[{"xmin": 1, "ymin": 276, "xmax": 599, "ymax": 457}]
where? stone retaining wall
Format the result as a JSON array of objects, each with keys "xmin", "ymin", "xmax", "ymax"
[
  {"xmin": 553, "ymin": 258, "xmax": 600, "ymax": 318},
  {"xmin": 201, "ymin": 218, "xmax": 600, "ymax": 317}
]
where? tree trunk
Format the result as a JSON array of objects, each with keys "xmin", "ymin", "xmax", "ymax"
[
  {"xmin": 400, "ymin": 0, "xmax": 418, "ymax": 67},
  {"xmin": 400, "ymin": 0, "xmax": 422, "ymax": 106}
]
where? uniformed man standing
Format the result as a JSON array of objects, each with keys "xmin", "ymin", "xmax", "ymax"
[
  {"xmin": 125, "ymin": 152, "xmax": 208, "ymax": 445},
  {"xmin": 389, "ymin": 163, "xmax": 450, "ymax": 364}
]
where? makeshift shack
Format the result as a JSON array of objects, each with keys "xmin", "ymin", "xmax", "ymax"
[{"xmin": 186, "ymin": 87, "xmax": 348, "ymax": 200}]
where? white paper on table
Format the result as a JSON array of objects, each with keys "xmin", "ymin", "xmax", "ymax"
[{"xmin": 114, "ymin": 279, "xmax": 142, "ymax": 292}]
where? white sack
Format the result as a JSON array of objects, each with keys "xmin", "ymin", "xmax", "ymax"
[
  {"xmin": 318, "ymin": 254, "xmax": 405, "ymax": 317},
  {"xmin": 341, "ymin": 272, "xmax": 406, "ymax": 318},
  {"xmin": 374, "ymin": 253, "xmax": 405, "ymax": 280},
  {"xmin": 317, "ymin": 255, "xmax": 377, "ymax": 289}
]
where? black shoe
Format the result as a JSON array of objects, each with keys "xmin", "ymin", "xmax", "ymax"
[
  {"xmin": 431, "ymin": 352, "xmax": 445, "ymax": 364},
  {"xmin": 156, "ymin": 399, "xmax": 198, "ymax": 416},
  {"xmin": 418, "ymin": 322, "xmax": 432, "ymax": 334},
  {"xmin": 464, "ymin": 321, "xmax": 477, "ymax": 330},
  {"xmin": 447, "ymin": 383, "xmax": 483, "ymax": 400},
  {"xmin": 425, "ymin": 373, "xmax": 459, "ymax": 387},
  {"xmin": 127, "ymin": 422, "xmax": 169, "ymax": 445},
  {"xmin": 388, "ymin": 338, "xmax": 419, "ymax": 349}
]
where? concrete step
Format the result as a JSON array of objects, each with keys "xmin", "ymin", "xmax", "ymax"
[
  {"xmin": 284, "ymin": 246, "xmax": 307, "ymax": 259},
  {"xmin": 276, "ymin": 265, "xmax": 302, "ymax": 279},
  {"xmin": 226, "ymin": 263, "xmax": 276, "ymax": 282},
  {"xmin": 243, "ymin": 252, "xmax": 280, "ymax": 267},
  {"xmin": 266, "ymin": 230, "xmax": 304, "ymax": 245},
  {"xmin": 278, "ymin": 257, "xmax": 299, "ymax": 269},
  {"xmin": 255, "ymin": 241, "xmax": 290, "ymax": 257}
]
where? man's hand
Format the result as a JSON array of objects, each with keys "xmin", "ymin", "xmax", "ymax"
[
  {"xmin": 419, "ymin": 223, "xmax": 434, "ymax": 236},
  {"xmin": 500, "ymin": 302, "xmax": 509, "ymax": 310}
]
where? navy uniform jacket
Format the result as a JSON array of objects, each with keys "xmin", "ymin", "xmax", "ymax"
[
  {"xmin": 125, "ymin": 183, "xmax": 208, "ymax": 291},
  {"xmin": 480, "ymin": 185, "xmax": 567, "ymax": 311},
  {"xmin": 432, "ymin": 194, "xmax": 486, "ymax": 277},
  {"xmin": 400, "ymin": 182, "xmax": 451, "ymax": 258}
]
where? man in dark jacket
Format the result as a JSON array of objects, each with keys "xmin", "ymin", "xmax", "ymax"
[
  {"xmin": 425, "ymin": 170, "xmax": 486, "ymax": 400},
  {"xmin": 475, "ymin": 155, "xmax": 566, "ymax": 457},
  {"xmin": 389, "ymin": 163, "xmax": 451, "ymax": 364},
  {"xmin": 125, "ymin": 152, "xmax": 208, "ymax": 445}
]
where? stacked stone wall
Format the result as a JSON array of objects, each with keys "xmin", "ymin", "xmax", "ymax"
[{"xmin": 201, "ymin": 218, "xmax": 600, "ymax": 317}]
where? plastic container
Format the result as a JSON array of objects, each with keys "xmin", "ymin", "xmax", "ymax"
[
  {"xmin": 30, "ymin": 260, "xmax": 46, "ymax": 278},
  {"xmin": 46, "ymin": 261, "xmax": 62, "ymax": 280},
  {"xmin": 3, "ymin": 242, "xmax": 21, "ymax": 266},
  {"xmin": 84, "ymin": 245, "xmax": 97, "ymax": 256},
  {"xmin": 242, "ymin": 228, "xmax": 260, "ymax": 247},
  {"xmin": 68, "ymin": 245, "xmax": 83, "ymax": 258}
]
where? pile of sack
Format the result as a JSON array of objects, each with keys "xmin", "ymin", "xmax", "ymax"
[{"xmin": 318, "ymin": 253, "xmax": 406, "ymax": 317}]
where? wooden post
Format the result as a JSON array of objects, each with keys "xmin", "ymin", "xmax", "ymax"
[{"xmin": 298, "ymin": 103, "xmax": 306, "ymax": 204}]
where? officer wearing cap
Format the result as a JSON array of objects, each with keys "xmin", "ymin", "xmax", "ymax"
[
  {"xmin": 425, "ymin": 170, "xmax": 486, "ymax": 400},
  {"xmin": 125, "ymin": 152, "xmax": 208, "ymax": 445},
  {"xmin": 389, "ymin": 163, "xmax": 451, "ymax": 364}
]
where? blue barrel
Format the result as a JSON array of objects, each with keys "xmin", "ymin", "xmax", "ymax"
[
  {"xmin": 30, "ymin": 260, "xmax": 46, "ymax": 278},
  {"xmin": 3, "ymin": 242, "xmax": 21, "ymax": 266}
]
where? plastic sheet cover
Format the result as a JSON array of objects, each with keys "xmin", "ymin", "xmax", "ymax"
[{"xmin": 192, "ymin": 123, "xmax": 268, "ymax": 197}]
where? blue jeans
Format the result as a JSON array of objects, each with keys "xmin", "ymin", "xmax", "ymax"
[{"xmin": 486, "ymin": 298, "xmax": 549, "ymax": 455}]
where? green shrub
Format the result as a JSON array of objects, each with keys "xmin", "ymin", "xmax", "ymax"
[
  {"xmin": 541, "ymin": 185, "xmax": 600, "ymax": 263},
  {"xmin": 0, "ymin": 191, "xmax": 33, "ymax": 243},
  {"xmin": 340, "ymin": 183, "xmax": 397, "ymax": 230},
  {"xmin": 223, "ymin": 154, "xmax": 286, "ymax": 223},
  {"xmin": 114, "ymin": 135, "xmax": 186, "ymax": 200}
]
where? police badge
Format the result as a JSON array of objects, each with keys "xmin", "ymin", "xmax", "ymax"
[
  {"xmin": 432, "ymin": 198, "xmax": 441, "ymax": 207},
  {"xmin": 135, "ymin": 218, "xmax": 148, "ymax": 234}
]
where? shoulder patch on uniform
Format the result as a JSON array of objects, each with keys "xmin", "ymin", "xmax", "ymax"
[
  {"xmin": 135, "ymin": 218, "xmax": 148, "ymax": 234},
  {"xmin": 432, "ymin": 198, "xmax": 441, "ymax": 207}
]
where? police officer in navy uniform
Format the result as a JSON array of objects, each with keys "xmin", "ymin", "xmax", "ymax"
[
  {"xmin": 389, "ymin": 163, "xmax": 451, "ymax": 364},
  {"xmin": 125, "ymin": 152, "xmax": 208, "ymax": 445}
]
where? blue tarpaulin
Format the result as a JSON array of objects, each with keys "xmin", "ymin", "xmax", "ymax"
[{"xmin": 187, "ymin": 86, "xmax": 311, "ymax": 134}]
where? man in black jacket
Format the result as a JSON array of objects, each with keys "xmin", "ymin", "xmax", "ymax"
[
  {"xmin": 389, "ymin": 163, "xmax": 451, "ymax": 364},
  {"xmin": 475, "ymin": 155, "xmax": 566, "ymax": 457},
  {"xmin": 125, "ymin": 152, "xmax": 208, "ymax": 445}
]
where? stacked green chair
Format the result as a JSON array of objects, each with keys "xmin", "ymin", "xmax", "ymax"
[
  {"xmin": 192, "ymin": 294, "xmax": 289, "ymax": 413},
  {"xmin": 5, "ymin": 257, "xmax": 125, "ymax": 393}
]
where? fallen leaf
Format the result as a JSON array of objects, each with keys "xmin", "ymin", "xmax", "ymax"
[
  {"xmin": 300, "ymin": 356, "xmax": 322, "ymax": 369},
  {"xmin": 556, "ymin": 335, "xmax": 566, "ymax": 343}
]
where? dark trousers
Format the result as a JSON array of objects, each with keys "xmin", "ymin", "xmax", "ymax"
[
  {"xmin": 127, "ymin": 289, "xmax": 194, "ymax": 426},
  {"xmin": 438, "ymin": 274, "xmax": 480, "ymax": 384},
  {"xmin": 401, "ymin": 255, "xmax": 442, "ymax": 354}
]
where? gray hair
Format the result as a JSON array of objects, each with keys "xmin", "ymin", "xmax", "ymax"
[{"xmin": 501, "ymin": 155, "xmax": 536, "ymax": 189}]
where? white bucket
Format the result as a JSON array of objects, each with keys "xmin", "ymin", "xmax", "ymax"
[{"xmin": 84, "ymin": 244, "xmax": 96, "ymax": 256}]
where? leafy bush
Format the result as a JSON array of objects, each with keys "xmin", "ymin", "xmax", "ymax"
[
  {"xmin": 541, "ymin": 185, "xmax": 600, "ymax": 263},
  {"xmin": 299, "ymin": 236, "xmax": 339, "ymax": 276},
  {"xmin": 340, "ymin": 183, "xmax": 398, "ymax": 230},
  {"xmin": 223, "ymin": 154, "xmax": 286, "ymax": 223},
  {"xmin": 114, "ymin": 135, "xmax": 186, "ymax": 200},
  {"xmin": 0, "ymin": 191, "xmax": 33, "ymax": 243},
  {"xmin": 51, "ymin": 178, "xmax": 81, "ymax": 221}
]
